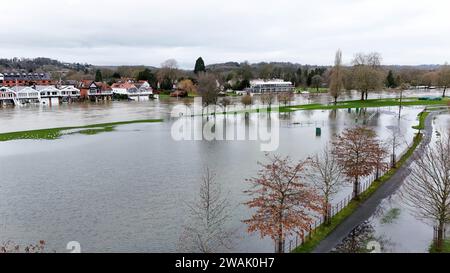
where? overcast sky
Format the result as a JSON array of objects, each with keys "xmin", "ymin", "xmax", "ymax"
[{"xmin": 2, "ymin": 0, "xmax": 449, "ymax": 68}]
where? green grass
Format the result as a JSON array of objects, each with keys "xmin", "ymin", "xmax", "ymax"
[
  {"xmin": 429, "ymin": 240, "xmax": 450, "ymax": 253},
  {"xmin": 0, "ymin": 119, "xmax": 163, "ymax": 142},
  {"xmin": 283, "ymin": 97, "xmax": 449, "ymax": 112},
  {"xmin": 412, "ymin": 111, "xmax": 429, "ymax": 130},
  {"xmin": 293, "ymin": 130, "xmax": 424, "ymax": 253},
  {"xmin": 295, "ymin": 87, "xmax": 328, "ymax": 93}
]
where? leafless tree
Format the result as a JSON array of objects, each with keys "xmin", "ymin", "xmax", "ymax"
[
  {"xmin": 351, "ymin": 53, "xmax": 384, "ymax": 100},
  {"xmin": 220, "ymin": 97, "xmax": 232, "ymax": 114},
  {"xmin": 438, "ymin": 63, "xmax": 450, "ymax": 97},
  {"xmin": 157, "ymin": 59, "xmax": 180, "ymax": 88},
  {"xmin": 179, "ymin": 167, "xmax": 234, "ymax": 253},
  {"xmin": 329, "ymin": 49, "xmax": 344, "ymax": 104},
  {"xmin": 197, "ymin": 72, "xmax": 220, "ymax": 114},
  {"xmin": 306, "ymin": 146, "xmax": 344, "ymax": 224},
  {"xmin": 402, "ymin": 131, "xmax": 450, "ymax": 252},
  {"xmin": 260, "ymin": 92, "xmax": 276, "ymax": 109},
  {"xmin": 277, "ymin": 92, "xmax": 294, "ymax": 107}
]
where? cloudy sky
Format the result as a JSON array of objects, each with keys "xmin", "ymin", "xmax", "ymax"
[{"xmin": 2, "ymin": 0, "xmax": 449, "ymax": 68}]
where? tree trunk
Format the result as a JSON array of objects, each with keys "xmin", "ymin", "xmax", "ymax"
[
  {"xmin": 353, "ymin": 176, "xmax": 360, "ymax": 200},
  {"xmin": 361, "ymin": 91, "xmax": 364, "ymax": 101},
  {"xmin": 365, "ymin": 91, "xmax": 368, "ymax": 101},
  {"xmin": 436, "ymin": 222, "xmax": 445, "ymax": 252},
  {"xmin": 334, "ymin": 96, "xmax": 337, "ymax": 105},
  {"xmin": 443, "ymin": 86, "xmax": 447, "ymax": 98}
]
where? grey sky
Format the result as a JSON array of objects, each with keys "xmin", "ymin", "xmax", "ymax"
[{"xmin": 2, "ymin": 0, "xmax": 449, "ymax": 68}]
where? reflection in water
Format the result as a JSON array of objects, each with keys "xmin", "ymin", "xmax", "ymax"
[{"xmin": 333, "ymin": 221, "xmax": 395, "ymax": 253}]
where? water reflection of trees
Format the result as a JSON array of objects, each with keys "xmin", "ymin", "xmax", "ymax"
[{"xmin": 333, "ymin": 221, "xmax": 394, "ymax": 253}]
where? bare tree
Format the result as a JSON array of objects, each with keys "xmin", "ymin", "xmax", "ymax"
[
  {"xmin": 244, "ymin": 155, "xmax": 323, "ymax": 253},
  {"xmin": 351, "ymin": 53, "xmax": 384, "ymax": 100},
  {"xmin": 179, "ymin": 167, "xmax": 234, "ymax": 253},
  {"xmin": 329, "ymin": 49, "xmax": 344, "ymax": 104},
  {"xmin": 220, "ymin": 97, "xmax": 232, "ymax": 114},
  {"xmin": 277, "ymin": 92, "xmax": 294, "ymax": 107},
  {"xmin": 197, "ymin": 72, "xmax": 220, "ymax": 112},
  {"xmin": 402, "ymin": 131, "xmax": 450, "ymax": 252},
  {"xmin": 438, "ymin": 64, "xmax": 450, "ymax": 97},
  {"xmin": 157, "ymin": 59, "xmax": 180, "ymax": 89},
  {"xmin": 260, "ymin": 92, "xmax": 276, "ymax": 109},
  {"xmin": 311, "ymin": 75, "xmax": 323, "ymax": 92},
  {"xmin": 306, "ymin": 146, "xmax": 344, "ymax": 225}
]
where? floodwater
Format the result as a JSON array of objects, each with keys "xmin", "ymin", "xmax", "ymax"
[
  {"xmin": 334, "ymin": 112, "xmax": 450, "ymax": 253},
  {"xmin": 0, "ymin": 91, "xmax": 439, "ymax": 252}
]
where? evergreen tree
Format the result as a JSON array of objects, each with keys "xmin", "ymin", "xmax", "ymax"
[
  {"xmin": 137, "ymin": 68, "xmax": 157, "ymax": 88},
  {"xmin": 386, "ymin": 70, "xmax": 397, "ymax": 88},
  {"xmin": 95, "ymin": 69, "xmax": 103, "ymax": 82},
  {"xmin": 194, "ymin": 57, "xmax": 206, "ymax": 74}
]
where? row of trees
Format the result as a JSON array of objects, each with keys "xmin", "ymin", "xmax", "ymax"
[{"xmin": 327, "ymin": 50, "xmax": 450, "ymax": 101}]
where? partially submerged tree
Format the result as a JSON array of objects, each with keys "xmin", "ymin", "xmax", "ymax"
[
  {"xmin": 260, "ymin": 92, "xmax": 276, "ymax": 109},
  {"xmin": 402, "ymin": 131, "xmax": 450, "ymax": 252},
  {"xmin": 241, "ymin": 94, "xmax": 252, "ymax": 109},
  {"xmin": 351, "ymin": 53, "xmax": 384, "ymax": 100},
  {"xmin": 438, "ymin": 64, "xmax": 450, "ymax": 97},
  {"xmin": 177, "ymin": 79, "xmax": 197, "ymax": 94},
  {"xmin": 329, "ymin": 49, "xmax": 344, "ymax": 104},
  {"xmin": 277, "ymin": 92, "xmax": 294, "ymax": 107},
  {"xmin": 179, "ymin": 168, "xmax": 234, "ymax": 253},
  {"xmin": 306, "ymin": 146, "xmax": 343, "ymax": 225},
  {"xmin": 333, "ymin": 127, "xmax": 387, "ymax": 199},
  {"xmin": 244, "ymin": 155, "xmax": 323, "ymax": 253},
  {"xmin": 220, "ymin": 97, "xmax": 232, "ymax": 114},
  {"xmin": 311, "ymin": 75, "xmax": 323, "ymax": 92},
  {"xmin": 197, "ymin": 72, "xmax": 220, "ymax": 109}
]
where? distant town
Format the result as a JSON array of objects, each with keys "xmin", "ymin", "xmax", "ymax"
[{"xmin": 1, "ymin": 56, "xmax": 449, "ymax": 107}]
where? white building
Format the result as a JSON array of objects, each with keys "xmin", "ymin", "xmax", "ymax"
[
  {"xmin": 11, "ymin": 86, "xmax": 40, "ymax": 104},
  {"xmin": 36, "ymin": 86, "xmax": 61, "ymax": 105},
  {"xmin": 246, "ymin": 79, "xmax": 294, "ymax": 93},
  {"xmin": 60, "ymin": 86, "xmax": 81, "ymax": 98},
  {"xmin": 111, "ymin": 81, "xmax": 152, "ymax": 101}
]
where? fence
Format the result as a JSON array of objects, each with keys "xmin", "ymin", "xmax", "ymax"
[{"xmin": 284, "ymin": 142, "xmax": 413, "ymax": 253}]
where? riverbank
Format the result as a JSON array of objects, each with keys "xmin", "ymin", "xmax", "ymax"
[
  {"xmin": 293, "ymin": 110, "xmax": 433, "ymax": 253},
  {"xmin": 0, "ymin": 119, "xmax": 163, "ymax": 142}
]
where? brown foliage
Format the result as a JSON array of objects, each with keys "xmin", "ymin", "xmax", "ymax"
[
  {"xmin": 243, "ymin": 155, "xmax": 323, "ymax": 252},
  {"xmin": 333, "ymin": 126, "xmax": 387, "ymax": 198}
]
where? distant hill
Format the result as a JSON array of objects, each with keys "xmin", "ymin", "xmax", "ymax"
[{"xmin": 0, "ymin": 57, "xmax": 92, "ymax": 73}]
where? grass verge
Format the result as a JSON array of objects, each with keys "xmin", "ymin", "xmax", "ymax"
[
  {"xmin": 429, "ymin": 240, "xmax": 450, "ymax": 253},
  {"xmin": 293, "ymin": 125, "xmax": 425, "ymax": 252},
  {"xmin": 0, "ymin": 119, "xmax": 163, "ymax": 142}
]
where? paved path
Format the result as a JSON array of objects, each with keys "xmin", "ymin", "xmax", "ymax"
[{"xmin": 312, "ymin": 112, "xmax": 435, "ymax": 253}]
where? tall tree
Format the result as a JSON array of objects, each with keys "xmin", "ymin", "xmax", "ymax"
[
  {"xmin": 197, "ymin": 72, "xmax": 220, "ymax": 108},
  {"xmin": 137, "ymin": 68, "xmax": 157, "ymax": 89},
  {"xmin": 333, "ymin": 127, "xmax": 387, "ymax": 199},
  {"xmin": 244, "ymin": 155, "xmax": 322, "ymax": 253},
  {"xmin": 179, "ymin": 167, "xmax": 234, "ymax": 253},
  {"xmin": 386, "ymin": 70, "xmax": 397, "ymax": 88},
  {"xmin": 194, "ymin": 57, "xmax": 206, "ymax": 74},
  {"xmin": 306, "ymin": 146, "xmax": 343, "ymax": 225},
  {"xmin": 438, "ymin": 64, "xmax": 450, "ymax": 97},
  {"xmin": 403, "ymin": 131, "xmax": 450, "ymax": 252},
  {"xmin": 311, "ymin": 75, "xmax": 323, "ymax": 92},
  {"xmin": 351, "ymin": 53, "xmax": 384, "ymax": 100},
  {"xmin": 157, "ymin": 59, "xmax": 179, "ymax": 89},
  {"xmin": 329, "ymin": 49, "xmax": 344, "ymax": 104},
  {"xmin": 95, "ymin": 69, "xmax": 103, "ymax": 82}
]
